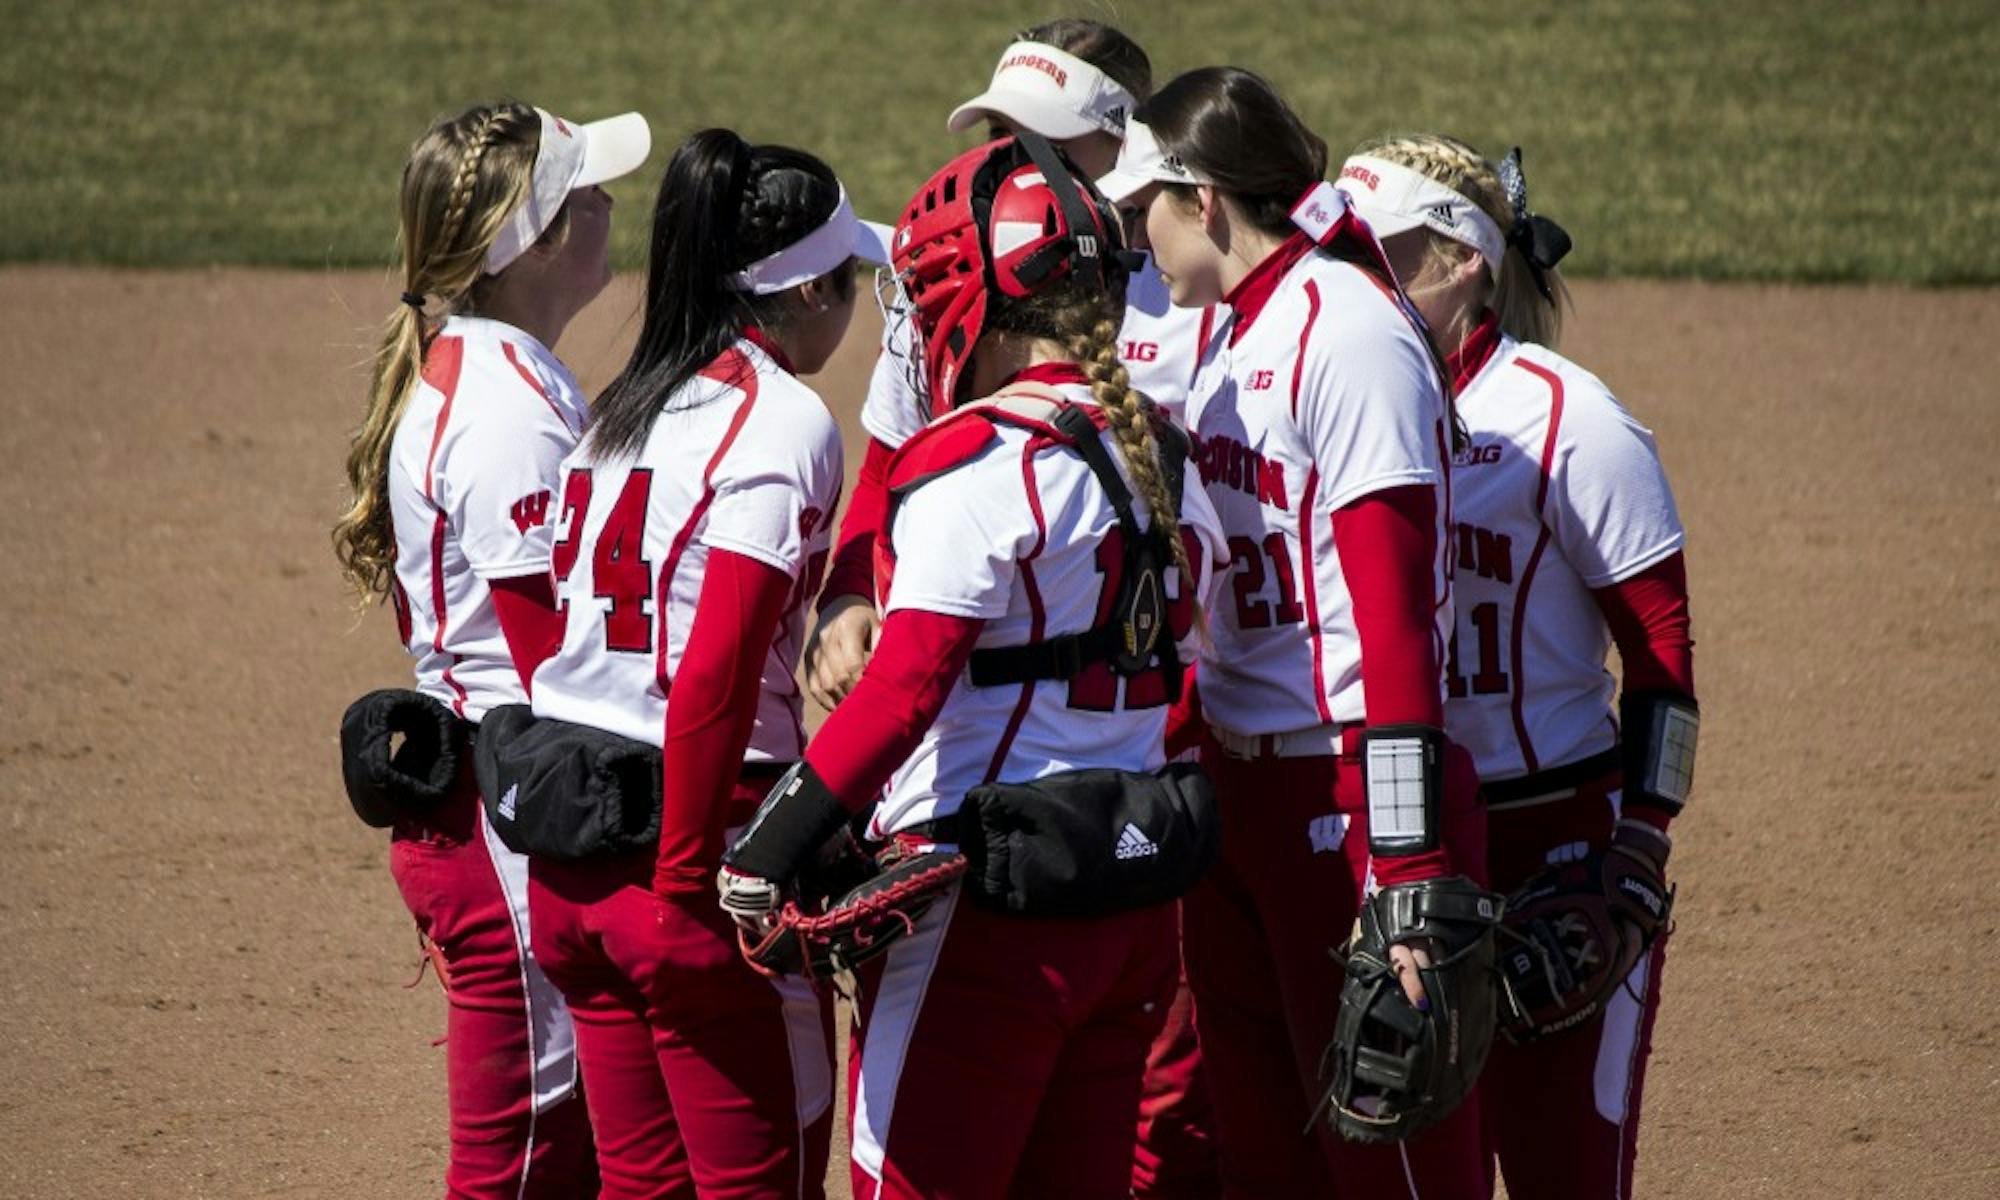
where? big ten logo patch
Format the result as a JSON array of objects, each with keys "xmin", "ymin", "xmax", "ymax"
[
  {"xmin": 1247, "ymin": 369, "xmax": 1276, "ymax": 391},
  {"xmin": 1121, "ymin": 340, "xmax": 1160, "ymax": 363},
  {"xmin": 1307, "ymin": 813, "xmax": 1347, "ymax": 855},
  {"xmin": 1453, "ymin": 442, "xmax": 1502, "ymax": 467},
  {"xmin": 1190, "ymin": 431, "xmax": 1289, "ymax": 511},
  {"xmin": 510, "ymin": 489, "xmax": 553, "ymax": 534}
]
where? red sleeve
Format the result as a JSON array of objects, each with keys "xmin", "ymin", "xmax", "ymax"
[
  {"xmin": 1331, "ymin": 485, "xmax": 1445, "ymax": 728},
  {"xmin": 1591, "ymin": 552, "xmax": 1695, "ymax": 697},
  {"xmin": 804, "ymin": 608, "xmax": 985, "ymax": 809},
  {"xmin": 818, "ymin": 437, "xmax": 897, "ymax": 610},
  {"xmin": 489, "ymin": 573, "xmax": 564, "ymax": 694},
  {"xmin": 1333, "ymin": 484, "xmax": 1458, "ymax": 883},
  {"xmin": 1592, "ymin": 552, "xmax": 1696, "ymax": 831},
  {"xmin": 653, "ymin": 549, "xmax": 794, "ymax": 896},
  {"xmin": 1163, "ymin": 664, "xmax": 1203, "ymax": 759}
]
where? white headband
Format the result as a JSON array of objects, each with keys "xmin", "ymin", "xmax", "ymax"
[
  {"xmin": 485, "ymin": 107, "xmax": 651, "ymax": 275},
  {"xmin": 1093, "ymin": 118, "xmax": 1213, "ymax": 203},
  {"xmin": 947, "ymin": 41, "xmax": 1135, "ymax": 140},
  {"xmin": 1333, "ymin": 155, "xmax": 1506, "ymax": 279},
  {"xmin": 727, "ymin": 186, "xmax": 894, "ymax": 294}
]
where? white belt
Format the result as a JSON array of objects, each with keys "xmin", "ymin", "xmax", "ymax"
[{"xmin": 1209, "ymin": 721, "xmax": 1357, "ymax": 760}]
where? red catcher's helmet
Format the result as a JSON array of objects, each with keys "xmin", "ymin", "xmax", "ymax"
[{"xmin": 890, "ymin": 132, "xmax": 1131, "ymax": 415}]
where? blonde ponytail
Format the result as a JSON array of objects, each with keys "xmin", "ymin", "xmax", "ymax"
[
  {"xmin": 1351, "ymin": 133, "xmax": 1571, "ymax": 349},
  {"xmin": 332, "ymin": 102, "xmax": 542, "ymax": 600}
]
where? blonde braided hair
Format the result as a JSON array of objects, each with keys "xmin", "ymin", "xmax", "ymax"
[
  {"xmin": 333, "ymin": 102, "xmax": 543, "ymax": 600},
  {"xmin": 1352, "ymin": 133, "xmax": 1570, "ymax": 349},
  {"xmin": 1066, "ymin": 314, "xmax": 1200, "ymax": 619}
]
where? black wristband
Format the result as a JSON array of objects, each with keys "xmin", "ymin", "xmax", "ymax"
[
  {"xmin": 1619, "ymin": 690, "xmax": 1699, "ymax": 816},
  {"xmin": 722, "ymin": 760, "xmax": 854, "ymax": 884},
  {"xmin": 1361, "ymin": 724, "xmax": 1446, "ymax": 857}
]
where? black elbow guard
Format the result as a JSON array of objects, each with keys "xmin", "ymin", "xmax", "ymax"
[
  {"xmin": 723, "ymin": 760, "xmax": 855, "ymax": 885},
  {"xmin": 1620, "ymin": 690, "xmax": 1700, "ymax": 816}
]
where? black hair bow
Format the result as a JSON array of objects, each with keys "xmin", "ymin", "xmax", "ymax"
[{"xmin": 1498, "ymin": 147, "xmax": 1572, "ymax": 301}]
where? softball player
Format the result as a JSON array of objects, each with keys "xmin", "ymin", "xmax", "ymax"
[
  {"xmin": 520, "ymin": 128, "xmax": 889, "ymax": 1199},
  {"xmin": 1337, "ymin": 134, "xmax": 1697, "ymax": 1200},
  {"xmin": 1098, "ymin": 68, "xmax": 1492, "ymax": 1197},
  {"xmin": 798, "ymin": 24, "xmax": 1222, "ymax": 1192},
  {"xmin": 806, "ymin": 17, "xmax": 1209, "ymax": 706},
  {"xmin": 332, "ymin": 99, "xmax": 650, "ymax": 1197},
  {"xmin": 715, "ymin": 134, "xmax": 1228, "ymax": 1200}
]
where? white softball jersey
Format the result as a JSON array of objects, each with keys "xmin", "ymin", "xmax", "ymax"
[
  {"xmin": 869, "ymin": 381, "xmax": 1229, "ymax": 838},
  {"xmin": 389, "ymin": 315, "xmax": 590, "ymax": 722},
  {"xmin": 861, "ymin": 256, "xmax": 1211, "ymax": 447},
  {"xmin": 1186, "ymin": 247, "xmax": 1454, "ymax": 735},
  {"xmin": 1444, "ymin": 336, "xmax": 1686, "ymax": 780},
  {"xmin": 530, "ymin": 339, "xmax": 842, "ymax": 760}
]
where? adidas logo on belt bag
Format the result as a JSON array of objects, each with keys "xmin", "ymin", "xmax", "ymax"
[{"xmin": 1114, "ymin": 822, "xmax": 1160, "ymax": 860}]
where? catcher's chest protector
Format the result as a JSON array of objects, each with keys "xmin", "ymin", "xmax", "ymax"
[
  {"xmin": 879, "ymin": 385, "xmax": 1185, "ymax": 698},
  {"xmin": 874, "ymin": 385, "xmax": 1100, "ymax": 607}
]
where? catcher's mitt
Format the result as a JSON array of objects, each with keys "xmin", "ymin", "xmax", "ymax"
[
  {"xmin": 1497, "ymin": 818, "xmax": 1673, "ymax": 1042},
  {"xmin": 1315, "ymin": 875, "xmax": 1504, "ymax": 1143},
  {"xmin": 727, "ymin": 841, "xmax": 968, "ymax": 980}
]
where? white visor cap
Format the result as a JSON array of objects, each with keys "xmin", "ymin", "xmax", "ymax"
[
  {"xmin": 947, "ymin": 41, "xmax": 1135, "ymax": 141},
  {"xmin": 1094, "ymin": 118, "xmax": 1212, "ymax": 204},
  {"xmin": 1333, "ymin": 155, "xmax": 1505, "ymax": 280},
  {"xmin": 727, "ymin": 186, "xmax": 894, "ymax": 295},
  {"xmin": 484, "ymin": 108, "xmax": 653, "ymax": 275}
]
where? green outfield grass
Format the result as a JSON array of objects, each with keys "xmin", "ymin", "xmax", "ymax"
[{"xmin": 3, "ymin": 0, "xmax": 1993, "ymax": 282}]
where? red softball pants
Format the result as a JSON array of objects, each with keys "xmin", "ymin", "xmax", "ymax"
[
  {"xmin": 1481, "ymin": 772, "xmax": 1668, "ymax": 1200},
  {"xmin": 1129, "ymin": 917, "xmax": 1220, "ymax": 1200},
  {"xmin": 847, "ymin": 882, "xmax": 1178, "ymax": 1200},
  {"xmin": 1182, "ymin": 732, "xmax": 1491, "ymax": 1200},
  {"xmin": 389, "ymin": 776, "xmax": 597, "ymax": 1199},
  {"xmin": 529, "ymin": 794, "xmax": 834, "ymax": 1200}
]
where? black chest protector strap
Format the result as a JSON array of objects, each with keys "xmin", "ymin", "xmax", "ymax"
[{"xmin": 967, "ymin": 404, "xmax": 1184, "ymax": 701}]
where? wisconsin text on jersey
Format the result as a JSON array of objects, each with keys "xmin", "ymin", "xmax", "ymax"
[{"xmin": 1189, "ymin": 429, "xmax": 1289, "ymax": 510}]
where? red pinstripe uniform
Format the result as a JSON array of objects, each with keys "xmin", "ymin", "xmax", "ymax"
[
  {"xmin": 823, "ymin": 261, "xmax": 1226, "ymax": 1200},
  {"xmin": 1179, "ymin": 235, "xmax": 1490, "ymax": 1199},
  {"xmin": 792, "ymin": 368, "xmax": 1228, "ymax": 1199},
  {"xmin": 384, "ymin": 315, "xmax": 597, "ymax": 1197},
  {"xmin": 1441, "ymin": 316, "xmax": 1694, "ymax": 1200},
  {"xmin": 526, "ymin": 337, "xmax": 842, "ymax": 1199}
]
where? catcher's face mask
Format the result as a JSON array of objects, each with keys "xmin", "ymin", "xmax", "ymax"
[{"xmin": 889, "ymin": 133, "xmax": 1134, "ymax": 417}]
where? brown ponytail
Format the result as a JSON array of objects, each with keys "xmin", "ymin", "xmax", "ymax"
[{"xmin": 333, "ymin": 102, "xmax": 543, "ymax": 600}]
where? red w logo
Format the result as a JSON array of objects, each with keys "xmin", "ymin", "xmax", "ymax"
[{"xmin": 510, "ymin": 489, "xmax": 553, "ymax": 534}]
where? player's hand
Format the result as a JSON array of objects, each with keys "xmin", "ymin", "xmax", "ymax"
[
  {"xmin": 1388, "ymin": 940, "xmax": 1436, "ymax": 1010},
  {"xmin": 804, "ymin": 594, "xmax": 879, "ymax": 710}
]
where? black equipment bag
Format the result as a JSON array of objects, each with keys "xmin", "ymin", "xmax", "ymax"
[
  {"xmin": 956, "ymin": 760, "xmax": 1219, "ymax": 918},
  {"xmin": 339, "ymin": 688, "xmax": 469, "ymax": 828},
  {"xmin": 473, "ymin": 704, "xmax": 662, "ymax": 860}
]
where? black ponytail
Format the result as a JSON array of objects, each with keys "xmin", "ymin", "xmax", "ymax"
[{"xmin": 588, "ymin": 128, "xmax": 846, "ymax": 459}]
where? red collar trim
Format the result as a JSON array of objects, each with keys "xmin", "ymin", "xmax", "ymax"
[
  {"xmin": 1446, "ymin": 312, "xmax": 1502, "ymax": 393},
  {"xmin": 1225, "ymin": 232, "xmax": 1316, "ymax": 346},
  {"xmin": 742, "ymin": 326, "xmax": 796, "ymax": 375},
  {"xmin": 1003, "ymin": 361, "xmax": 1091, "ymax": 390}
]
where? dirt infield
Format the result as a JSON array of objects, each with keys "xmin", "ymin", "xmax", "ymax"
[{"xmin": 1, "ymin": 267, "xmax": 1994, "ymax": 1198}]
